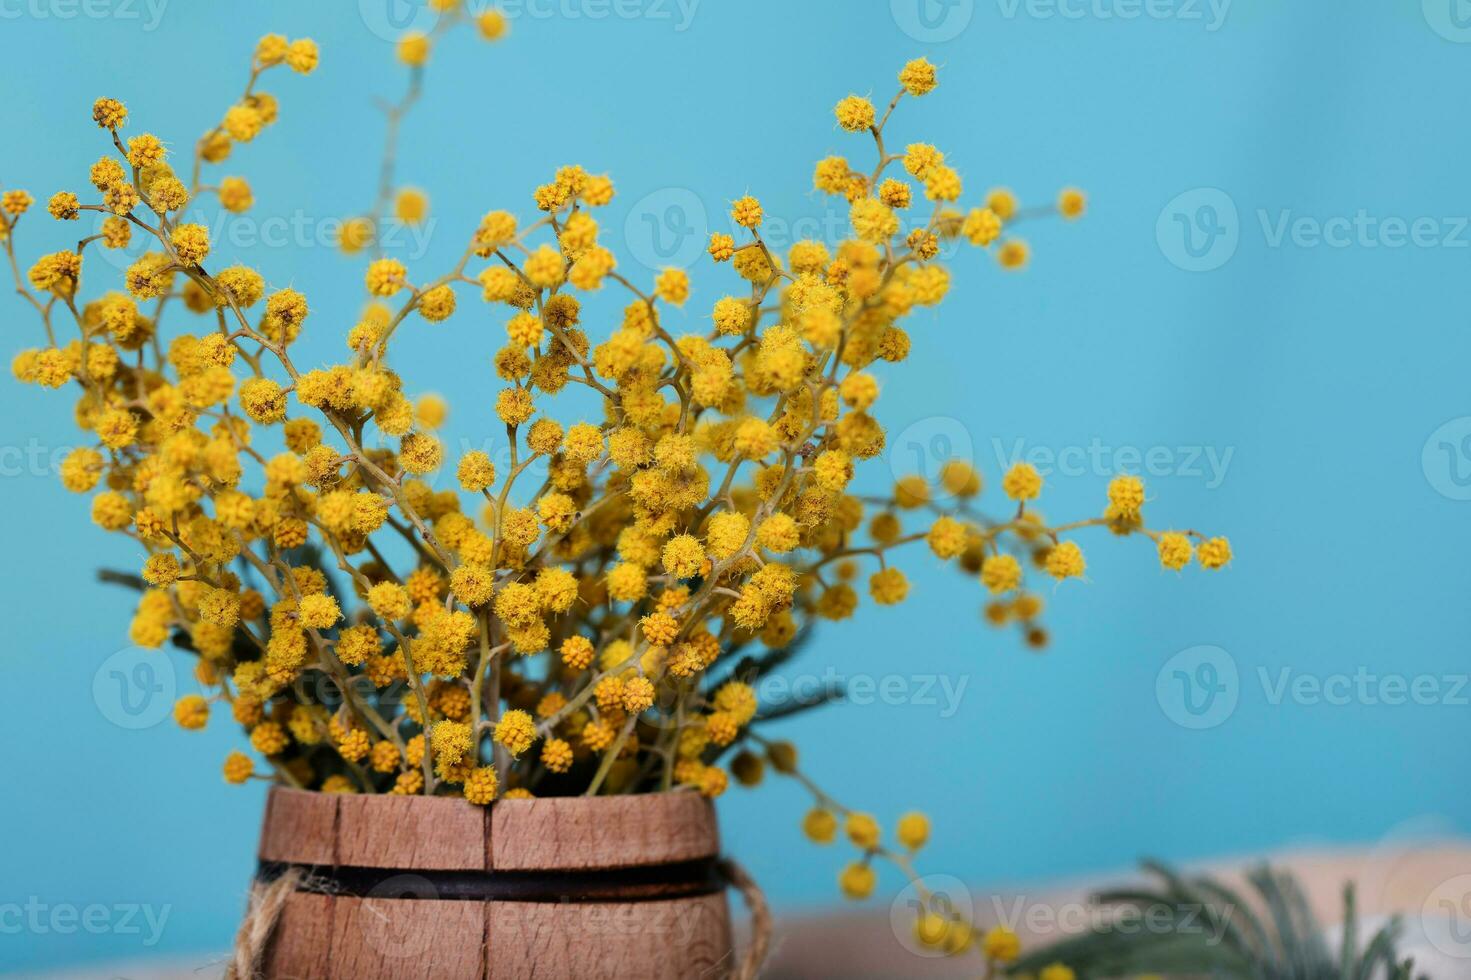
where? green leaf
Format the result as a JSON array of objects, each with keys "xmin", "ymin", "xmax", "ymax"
[{"xmin": 1014, "ymin": 860, "xmax": 1416, "ymax": 980}]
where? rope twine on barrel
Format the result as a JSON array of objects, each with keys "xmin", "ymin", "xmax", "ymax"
[
  {"xmin": 226, "ymin": 858, "xmax": 771, "ymax": 979},
  {"xmin": 719, "ymin": 858, "xmax": 771, "ymax": 980},
  {"xmin": 224, "ymin": 867, "xmax": 303, "ymax": 980}
]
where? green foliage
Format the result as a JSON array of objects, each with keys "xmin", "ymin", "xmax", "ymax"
[{"xmin": 1009, "ymin": 860, "xmax": 1426, "ymax": 980}]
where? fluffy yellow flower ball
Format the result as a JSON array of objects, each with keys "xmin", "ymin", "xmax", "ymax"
[
  {"xmin": 493, "ymin": 709, "xmax": 537, "ymax": 756},
  {"xmin": 839, "ymin": 862, "xmax": 876, "ymax": 900},
  {"xmin": 91, "ymin": 97, "xmax": 127, "ymax": 130},
  {"xmin": 1002, "ymin": 462, "xmax": 1043, "ymax": 501},
  {"xmin": 898, "ymin": 57, "xmax": 938, "ymax": 96},
  {"xmin": 395, "ymin": 187, "xmax": 429, "ymax": 224},
  {"xmin": 661, "ymin": 534, "xmax": 704, "ymax": 579},
  {"xmin": 222, "ymin": 752, "xmax": 253, "ymax": 785},
  {"xmin": 927, "ymin": 516, "xmax": 968, "ymax": 560},
  {"xmin": 850, "ymin": 197, "xmax": 899, "ymax": 243},
  {"xmin": 398, "ymin": 432, "xmax": 443, "ymax": 474},
  {"xmin": 1058, "ymin": 187, "xmax": 1087, "ymax": 219},
  {"xmin": 367, "ymin": 581, "xmax": 411, "ymax": 621},
  {"xmin": 1157, "ymin": 532, "xmax": 1194, "ymax": 570},
  {"xmin": 47, "ymin": 191, "xmax": 79, "ymax": 220},
  {"xmin": 846, "ymin": 811, "xmax": 880, "ymax": 849},
  {"xmin": 456, "ymin": 450, "xmax": 496, "ymax": 492},
  {"xmin": 173, "ymin": 694, "xmax": 209, "ymax": 730},
  {"xmin": 868, "ymin": 567, "xmax": 909, "ymax": 605},
  {"xmin": 430, "ymin": 720, "xmax": 473, "ymax": 765},
  {"xmin": 997, "ymin": 239, "xmax": 1030, "ymax": 270},
  {"xmin": 1107, "ymin": 474, "xmax": 1146, "ymax": 519},
  {"xmin": 729, "ymin": 196, "xmax": 762, "ymax": 229},
  {"xmin": 541, "ymin": 739, "xmax": 573, "ymax": 773},
  {"xmin": 366, "ymin": 257, "xmax": 407, "ymax": 296},
  {"xmin": 463, "ymin": 766, "xmax": 499, "ymax": 804},
  {"xmin": 286, "ymin": 38, "xmax": 320, "ymax": 74},
  {"xmin": 803, "ymin": 808, "xmax": 837, "ymax": 843},
  {"xmin": 297, "ymin": 593, "xmax": 341, "ymax": 629},
  {"xmin": 896, "ymin": 811, "xmax": 930, "ymax": 850},
  {"xmin": 834, "ymin": 95, "xmax": 876, "ymax": 132},
  {"xmin": 418, "ymin": 284, "xmax": 457, "ymax": 322},
  {"xmin": 397, "ymin": 32, "xmax": 431, "ymax": 67},
  {"xmin": 1198, "ymin": 536, "xmax": 1233, "ymax": 569},
  {"xmin": 756, "ymin": 513, "xmax": 800, "ymax": 554},
  {"xmin": 981, "ymin": 925, "xmax": 1021, "ymax": 963},
  {"xmin": 478, "ymin": 10, "xmax": 509, "ymax": 40},
  {"xmin": 1044, "ymin": 541, "xmax": 1086, "ymax": 580},
  {"xmin": 655, "ymin": 267, "xmax": 689, "ymax": 306},
  {"xmin": 981, "ymin": 554, "xmax": 1023, "ymax": 594}
]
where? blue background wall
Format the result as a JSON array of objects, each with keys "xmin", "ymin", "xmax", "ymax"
[{"xmin": 2, "ymin": 0, "xmax": 1468, "ymax": 971}]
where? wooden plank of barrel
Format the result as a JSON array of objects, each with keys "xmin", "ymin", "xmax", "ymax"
[{"xmin": 254, "ymin": 787, "xmax": 734, "ymax": 979}]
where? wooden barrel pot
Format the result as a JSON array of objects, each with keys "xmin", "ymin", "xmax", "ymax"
[{"xmin": 252, "ymin": 787, "xmax": 736, "ymax": 979}]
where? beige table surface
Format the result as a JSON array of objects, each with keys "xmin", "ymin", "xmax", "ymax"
[{"xmin": 14, "ymin": 843, "xmax": 1471, "ymax": 979}]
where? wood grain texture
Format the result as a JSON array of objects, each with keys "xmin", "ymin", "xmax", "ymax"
[
  {"xmin": 336, "ymin": 792, "xmax": 489, "ymax": 870},
  {"xmin": 260, "ymin": 891, "xmax": 335, "ymax": 980},
  {"xmin": 253, "ymin": 788, "xmax": 734, "ymax": 979},
  {"xmin": 258, "ymin": 787, "xmax": 338, "ymax": 865},
  {"xmin": 487, "ymin": 892, "xmax": 733, "ymax": 979},
  {"xmin": 491, "ymin": 793, "xmax": 720, "ymax": 871},
  {"xmin": 330, "ymin": 895, "xmax": 487, "ymax": 980}
]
